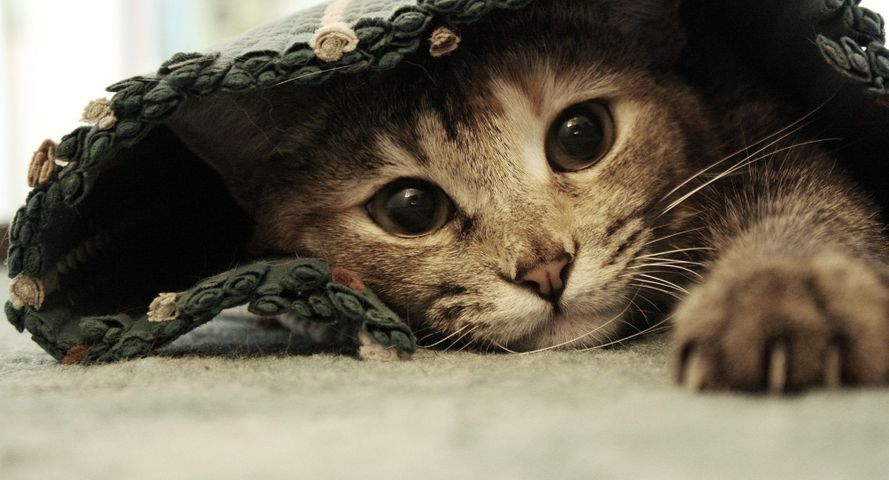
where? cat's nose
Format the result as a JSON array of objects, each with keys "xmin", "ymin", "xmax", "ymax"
[{"xmin": 516, "ymin": 253, "xmax": 573, "ymax": 302}]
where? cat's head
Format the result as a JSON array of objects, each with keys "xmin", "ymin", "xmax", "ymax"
[{"xmin": 171, "ymin": 0, "xmax": 716, "ymax": 350}]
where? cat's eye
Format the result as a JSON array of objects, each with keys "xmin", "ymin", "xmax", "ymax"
[
  {"xmin": 366, "ymin": 179, "xmax": 453, "ymax": 237},
  {"xmin": 546, "ymin": 101, "xmax": 615, "ymax": 172}
]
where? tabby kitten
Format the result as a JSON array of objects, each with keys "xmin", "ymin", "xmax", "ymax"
[{"xmin": 169, "ymin": 0, "xmax": 889, "ymax": 392}]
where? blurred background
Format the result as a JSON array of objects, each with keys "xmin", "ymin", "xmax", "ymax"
[{"xmin": 1, "ymin": 0, "xmax": 889, "ymax": 223}]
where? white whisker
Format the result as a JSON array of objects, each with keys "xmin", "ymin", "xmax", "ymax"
[
  {"xmin": 638, "ymin": 247, "xmax": 713, "ymax": 259},
  {"xmin": 630, "ymin": 283, "xmax": 684, "ymax": 300},
  {"xmin": 634, "ymin": 263, "xmax": 704, "ymax": 280},
  {"xmin": 581, "ymin": 316, "xmax": 672, "ymax": 351},
  {"xmin": 454, "ymin": 333, "xmax": 481, "ymax": 353},
  {"xmin": 443, "ymin": 325, "xmax": 479, "ymax": 352},
  {"xmin": 658, "ymin": 98, "xmax": 832, "ymax": 205},
  {"xmin": 419, "ymin": 324, "xmax": 469, "ymax": 348},
  {"xmin": 633, "ymin": 276, "xmax": 688, "ymax": 295},
  {"xmin": 493, "ymin": 341, "xmax": 520, "ymax": 354},
  {"xmin": 661, "ymin": 137, "xmax": 840, "ymax": 215},
  {"xmin": 643, "ymin": 227, "xmax": 706, "ymax": 246},
  {"xmin": 513, "ymin": 300, "xmax": 635, "ymax": 355},
  {"xmin": 634, "ymin": 292, "xmax": 662, "ymax": 313},
  {"xmin": 627, "ymin": 298, "xmax": 649, "ymax": 332},
  {"xmin": 636, "ymin": 273, "xmax": 691, "ymax": 294},
  {"xmin": 659, "ymin": 119, "xmax": 811, "ymax": 203},
  {"xmin": 634, "ymin": 258, "xmax": 705, "ymax": 267}
]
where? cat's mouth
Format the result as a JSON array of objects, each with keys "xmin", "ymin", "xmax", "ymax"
[{"xmin": 502, "ymin": 303, "xmax": 632, "ymax": 352}]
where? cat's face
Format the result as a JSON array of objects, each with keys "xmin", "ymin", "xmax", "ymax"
[{"xmin": 171, "ymin": 0, "xmax": 714, "ymax": 350}]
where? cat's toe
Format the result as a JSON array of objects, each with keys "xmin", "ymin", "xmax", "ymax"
[{"xmin": 823, "ymin": 344, "xmax": 842, "ymax": 389}]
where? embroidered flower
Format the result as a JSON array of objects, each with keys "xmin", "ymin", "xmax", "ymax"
[
  {"xmin": 148, "ymin": 292, "xmax": 180, "ymax": 322},
  {"xmin": 27, "ymin": 139, "xmax": 58, "ymax": 188},
  {"xmin": 331, "ymin": 266, "xmax": 366, "ymax": 293},
  {"xmin": 9, "ymin": 274, "xmax": 45, "ymax": 310},
  {"xmin": 82, "ymin": 98, "xmax": 118, "ymax": 130},
  {"xmin": 310, "ymin": 22, "xmax": 359, "ymax": 62},
  {"xmin": 429, "ymin": 26, "xmax": 461, "ymax": 58}
]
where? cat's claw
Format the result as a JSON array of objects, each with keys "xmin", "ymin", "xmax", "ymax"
[
  {"xmin": 680, "ymin": 347, "xmax": 713, "ymax": 391},
  {"xmin": 767, "ymin": 343, "xmax": 788, "ymax": 394}
]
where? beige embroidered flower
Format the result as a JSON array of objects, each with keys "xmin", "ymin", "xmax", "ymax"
[
  {"xmin": 9, "ymin": 274, "xmax": 45, "ymax": 310},
  {"xmin": 82, "ymin": 98, "xmax": 118, "ymax": 130},
  {"xmin": 148, "ymin": 292, "xmax": 180, "ymax": 322},
  {"xmin": 310, "ymin": 22, "xmax": 359, "ymax": 62}
]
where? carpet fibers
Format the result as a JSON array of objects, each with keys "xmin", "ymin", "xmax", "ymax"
[{"xmin": 2, "ymin": 269, "xmax": 888, "ymax": 479}]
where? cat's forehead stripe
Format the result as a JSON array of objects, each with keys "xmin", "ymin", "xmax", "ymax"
[
  {"xmin": 489, "ymin": 78, "xmax": 551, "ymax": 181},
  {"xmin": 373, "ymin": 135, "xmax": 426, "ymax": 175}
]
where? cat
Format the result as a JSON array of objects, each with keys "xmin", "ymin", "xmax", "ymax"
[{"xmin": 168, "ymin": 0, "xmax": 889, "ymax": 392}]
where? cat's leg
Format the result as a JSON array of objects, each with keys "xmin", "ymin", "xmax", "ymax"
[
  {"xmin": 225, "ymin": 307, "xmax": 365, "ymax": 354},
  {"xmin": 673, "ymin": 155, "xmax": 889, "ymax": 392}
]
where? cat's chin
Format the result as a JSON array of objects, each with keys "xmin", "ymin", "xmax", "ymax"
[{"xmin": 503, "ymin": 307, "xmax": 628, "ymax": 352}]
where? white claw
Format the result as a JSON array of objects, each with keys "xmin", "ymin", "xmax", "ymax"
[
  {"xmin": 824, "ymin": 346, "xmax": 842, "ymax": 389},
  {"xmin": 683, "ymin": 351, "xmax": 710, "ymax": 391},
  {"xmin": 768, "ymin": 343, "xmax": 788, "ymax": 394}
]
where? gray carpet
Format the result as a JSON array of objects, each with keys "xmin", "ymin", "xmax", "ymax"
[{"xmin": 2, "ymin": 268, "xmax": 889, "ymax": 480}]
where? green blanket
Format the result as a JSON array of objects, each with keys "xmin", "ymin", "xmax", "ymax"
[{"xmin": 5, "ymin": 0, "xmax": 889, "ymax": 363}]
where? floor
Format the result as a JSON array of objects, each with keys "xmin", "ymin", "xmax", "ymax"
[{"xmin": 2, "ymin": 268, "xmax": 889, "ymax": 480}]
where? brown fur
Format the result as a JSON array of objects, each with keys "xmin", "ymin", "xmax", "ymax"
[{"xmin": 168, "ymin": 0, "xmax": 889, "ymax": 392}]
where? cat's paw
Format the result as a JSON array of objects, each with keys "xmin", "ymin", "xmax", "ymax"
[
  {"xmin": 357, "ymin": 330, "xmax": 412, "ymax": 361},
  {"xmin": 673, "ymin": 253, "xmax": 889, "ymax": 392}
]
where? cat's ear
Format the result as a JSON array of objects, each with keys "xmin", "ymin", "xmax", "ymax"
[
  {"xmin": 611, "ymin": 0, "xmax": 684, "ymax": 66},
  {"xmin": 165, "ymin": 88, "xmax": 307, "ymax": 214},
  {"xmin": 546, "ymin": 0, "xmax": 684, "ymax": 67}
]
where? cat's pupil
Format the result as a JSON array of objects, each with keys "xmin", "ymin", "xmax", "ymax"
[
  {"xmin": 558, "ymin": 116, "xmax": 603, "ymax": 156},
  {"xmin": 546, "ymin": 101, "xmax": 614, "ymax": 172},
  {"xmin": 386, "ymin": 188, "xmax": 436, "ymax": 233},
  {"xmin": 368, "ymin": 179, "xmax": 452, "ymax": 237}
]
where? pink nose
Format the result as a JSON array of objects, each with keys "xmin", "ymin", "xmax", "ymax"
[{"xmin": 517, "ymin": 254, "xmax": 572, "ymax": 301}]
